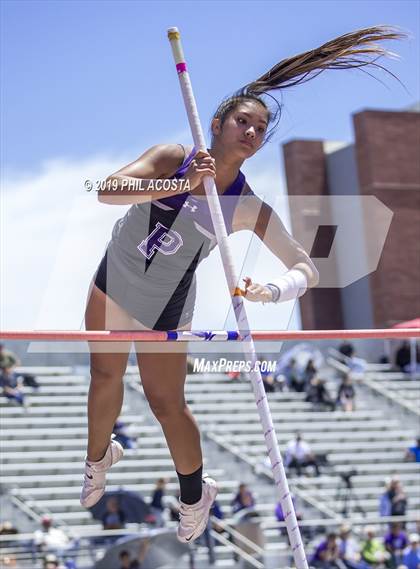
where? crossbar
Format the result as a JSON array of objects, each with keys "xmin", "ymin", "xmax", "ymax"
[{"xmin": 0, "ymin": 329, "xmax": 419, "ymax": 341}]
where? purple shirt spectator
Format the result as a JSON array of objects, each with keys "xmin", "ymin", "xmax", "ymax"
[
  {"xmin": 231, "ymin": 484, "xmax": 255, "ymax": 514},
  {"xmin": 275, "ymin": 497, "xmax": 297, "ymax": 522},
  {"xmin": 310, "ymin": 540, "xmax": 328, "ymax": 563},
  {"xmin": 384, "ymin": 528, "xmax": 408, "ymax": 552}
]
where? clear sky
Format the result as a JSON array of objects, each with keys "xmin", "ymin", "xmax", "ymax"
[
  {"xmin": 2, "ymin": 0, "xmax": 419, "ymax": 173},
  {"xmin": 1, "ymin": 0, "xmax": 419, "ymax": 336}
]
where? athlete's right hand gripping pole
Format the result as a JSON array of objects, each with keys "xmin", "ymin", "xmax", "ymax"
[{"xmin": 167, "ymin": 27, "xmax": 309, "ymax": 569}]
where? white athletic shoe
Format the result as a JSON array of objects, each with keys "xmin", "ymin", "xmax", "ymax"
[
  {"xmin": 177, "ymin": 474, "xmax": 218, "ymax": 543},
  {"xmin": 80, "ymin": 439, "xmax": 124, "ymax": 508}
]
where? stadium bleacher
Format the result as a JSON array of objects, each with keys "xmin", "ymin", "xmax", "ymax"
[{"xmin": 1, "ymin": 359, "xmax": 419, "ymax": 568}]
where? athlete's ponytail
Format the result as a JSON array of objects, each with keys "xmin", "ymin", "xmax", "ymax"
[{"xmin": 211, "ymin": 25, "xmax": 408, "ymax": 145}]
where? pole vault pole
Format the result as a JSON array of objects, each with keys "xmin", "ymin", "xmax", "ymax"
[{"xmin": 167, "ymin": 27, "xmax": 309, "ymax": 569}]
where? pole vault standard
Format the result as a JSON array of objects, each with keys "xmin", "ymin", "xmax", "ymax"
[{"xmin": 166, "ymin": 27, "xmax": 309, "ymax": 569}]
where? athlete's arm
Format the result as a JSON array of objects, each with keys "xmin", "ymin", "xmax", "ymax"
[
  {"xmin": 98, "ymin": 144, "xmax": 215, "ymax": 205},
  {"xmin": 232, "ymin": 185, "xmax": 319, "ymax": 301},
  {"xmin": 98, "ymin": 144, "xmax": 184, "ymax": 205}
]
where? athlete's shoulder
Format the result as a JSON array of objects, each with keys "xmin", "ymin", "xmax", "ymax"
[{"xmin": 144, "ymin": 144, "xmax": 189, "ymax": 177}]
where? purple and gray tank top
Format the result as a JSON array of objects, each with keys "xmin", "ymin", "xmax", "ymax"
[{"xmin": 101, "ymin": 147, "xmax": 252, "ymax": 328}]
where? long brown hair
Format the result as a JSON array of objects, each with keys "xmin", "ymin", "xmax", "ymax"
[{"xmin": 212, "ymin": 25, "xmax": 408, "ymax": 144}]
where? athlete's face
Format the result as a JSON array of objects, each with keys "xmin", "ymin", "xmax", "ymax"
[{"xmin": 213, "ymin": 100, "xmax": 269, "ymax": 157}]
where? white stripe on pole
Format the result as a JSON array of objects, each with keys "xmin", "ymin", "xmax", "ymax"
[{"xmin": 167, "ymin": 27, "xmax": 309, "ymax": 569}]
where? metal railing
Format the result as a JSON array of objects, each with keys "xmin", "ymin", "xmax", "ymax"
[{"xmin": 327, "ymin": 353, "xmax": 420, "ymax": 417}]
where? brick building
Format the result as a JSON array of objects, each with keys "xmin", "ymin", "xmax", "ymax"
[{"xmin": 283, "ymin": 105, "xmax": 420, "ymax": 330}]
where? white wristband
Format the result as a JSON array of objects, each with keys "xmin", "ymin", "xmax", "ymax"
[{"xmin": 267, "ymin": 269, "xmax": 308, "ymax": 303}]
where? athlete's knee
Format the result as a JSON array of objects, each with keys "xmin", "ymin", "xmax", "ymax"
[
  {"xmin": 147, "ymin": 393, "xmax": 186, "ymax": 422},
  {"xmin": 90, "ymin": 362, "xmax": 124, "ymax": 384}
]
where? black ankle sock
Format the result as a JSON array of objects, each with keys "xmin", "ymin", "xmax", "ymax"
[{"xmin": 176, "ymin": 465, "xmax": 203, "ymax": 505}]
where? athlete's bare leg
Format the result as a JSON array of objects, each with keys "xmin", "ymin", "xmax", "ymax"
[
  {"xmin": 135, "ymin": 340, "xmax": 202, "ymax": 475},
  {"xmin": 85, "ymin": 283, "xmax": 134, "ymax": 461}
]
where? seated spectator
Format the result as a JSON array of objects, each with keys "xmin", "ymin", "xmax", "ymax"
[
  {"xmin": 302, "ymin": 359, "xmax": 317, "ymax": 388},
  {"xmin": 231, "ymin": 483, "xmax": 255, "ymax": 514},
  {"xmin": 338, "ymin": 341, "xmax": 355, "ymax": 360},
  {"xmin": 149, "ymin": 478, "xmax": 167, "ymax": 527},
  {"xmin": 338, "ymin": 524, "xmax": 365, "ymax": 569},
  {"xmin": 285, "ymin": 432, "xmax": 320, "ymax": 477},
  {"xmin": 112, "ymin": 420, "xmax": 136, "ymax": 449},
  {"xmin": 261, "ymin": 371, "xmax": 276, "ymax": 393},
  {"xmin": 275, "ymin": 495, "xmax": 304, "ymax": 537},
  {"xmin": 305, "ymin": 377, "xmax": 320, "ymax": 404},
  {"xmin": 360, "ymin": 526, "xmax": 389, "ymax": 567},
  {"xmin": 101, "ymin": 497, "xmax": 125, "ymax": 530},
  {"xmin": 270, "ymin": 372, "xmax": 285, "ymax": 391},
  {"xmin": 405, "ymin": 437, "xmax": 420, "ymax": 463},
  {"xmin": 337, "ymin": 342, "xmax": 367, "ymax": 373},
  {"xmin": 390, "ymin": 481, "xmax": 408, "ymax": 519},
  {"xmin": 306, "ymin": 377, "xmax": 336, "ymax": 411},
  {"xmin": 0, "ymin": 343, "xmax": 39, "ymax": 389},
  {"xmin": 379, "ymin": 478, "xmax": 394, "ymax": 517},
  {"xmin": 396, "ymin": 340, "xmax": 420, "ymax": 373},
  {"xmin": 0, "ymin": 343, "xmax": 19, "ymax": 371},
  {"xmin": 402, "ymin": 533, "xmax": 420, "ymax": 569},
  {"xmin": 34, "ymin": 516, "xmax": 70, "ymax": 556},
  {"xmin": 0, "ymin": 369, "xmax": 26, "ymax": 408},
  {"xmin": 379, "ymin": 477, "xmax": 407, "ymax": 519},
  {"xmin": 119, "ymin": 540, "xmax": 150, "ymax": 569},
  {"xmin": 336, "ymin": 374, "xmax": 356, "ymax": 412},
  {"xmin": 255, "ymin": 358, "xmax": 277, "ymax": 392},
  {"xmin": 395, "ymin": 341, "xmax": 411, "ymax": 372},
  {"xmin": 277, "ymin": 357, "xmax": 300, "ymax": 391},
  {"xmin": 384, "ymin": 523, "xmax": 408, "ymax": 567},
  {"xmin": 310, "ymin": 532, "xmax": 343, "ymax": 568}
]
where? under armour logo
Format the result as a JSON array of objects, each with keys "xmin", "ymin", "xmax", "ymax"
[{"xmin": 182, "ymin": 200, "xmax": 198, "ymax": 213}]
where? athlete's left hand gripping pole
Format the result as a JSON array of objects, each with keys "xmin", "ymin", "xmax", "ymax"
[{"xmin": 167, "ymin": 27, "xmax": 309, "ymax": 569}]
